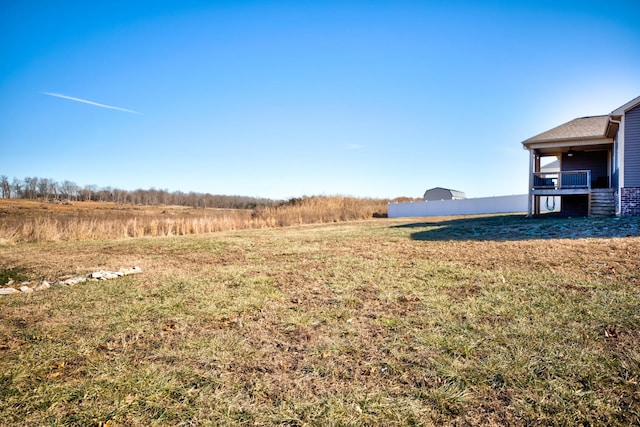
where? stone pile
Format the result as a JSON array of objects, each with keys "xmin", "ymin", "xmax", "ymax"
[{"xmin": 0, "ymin": 267, "xmax": 142, "ymax": 296}]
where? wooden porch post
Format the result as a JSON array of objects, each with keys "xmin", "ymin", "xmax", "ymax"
[{"xmin": 528, "ymin": 149, "xmax": 534, "ymax": 216}]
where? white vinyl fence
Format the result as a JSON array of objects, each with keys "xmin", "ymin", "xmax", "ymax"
[{"xmin": 388, "ymin": 194, "xmax": 558, "ymax": 218}]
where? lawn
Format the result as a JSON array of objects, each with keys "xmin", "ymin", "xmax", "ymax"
[{"xmin": 1, "ymin": 215, "xmax": 639, "ymax": 425}]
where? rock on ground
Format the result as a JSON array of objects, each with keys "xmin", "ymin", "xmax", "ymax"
[{"xmin": 1, "ymin": 267, "xmax": 142, "ymax": 296}]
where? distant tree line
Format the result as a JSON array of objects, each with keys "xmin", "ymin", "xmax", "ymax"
[{"xmin": 0, "ymin": 175, "xmax": 278, "ymax": 209}]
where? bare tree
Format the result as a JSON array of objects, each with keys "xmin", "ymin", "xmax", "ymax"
[
  {"xmin": 113, "ymin": 188, "xmax": 126, "ymax": 204},
  {"xmin": 80, "ymin": 185, "xmax": 95, "ymax": 201},
  {"xmin": 95, "ymin": 186, "xmax": 112, "ymax": 202},
  {"xmin": 37, "ymin": 178, "xmax": 51, "ymax": 199},
  {"xmin": 11, "ymin": 177, "xmax": 23, "ymax": 198},
  {"xmin": 0, "ymin": 175, "xmax": 10, "ymax": 198},
  {"xmin": 60, "ymin": 180, "xmax": 78, "ymax": 200},
  {"xmin": 48, "ymin": 179, "xmax": 59, "ymax": 199},
  {"xmin": 23, "ymin": 177, "xmax": 38, "ymax": 199},
  {"xmin": 3, "ymin": 174, "xmax": 279, "ymax": 209}
]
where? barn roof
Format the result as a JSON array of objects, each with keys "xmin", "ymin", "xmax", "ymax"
[
  {"xmin": 540, "ymin": 159, "xmax": 560, "ymax": 172},
  {"xmin": 424, "ymin": 187, "xmax": 466, "ymax": 198}
]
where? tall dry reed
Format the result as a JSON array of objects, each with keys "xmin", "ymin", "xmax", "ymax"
[
  {"xmin": 252, "ymin": 196, "xmax": 388, "ymax": 226},
  {"xmin": 0, "ymin": 196, "xmax": 389, "ymax": 243}
]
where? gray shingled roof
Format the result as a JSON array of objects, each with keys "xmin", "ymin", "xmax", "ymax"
[{"xmin": 522, "ymin": 115, "xmax": 609, "ymax": 145}]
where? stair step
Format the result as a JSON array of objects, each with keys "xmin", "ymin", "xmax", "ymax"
[{"xmin": 589, "ymin": 189, "xmax": 615, "ymax": 217}]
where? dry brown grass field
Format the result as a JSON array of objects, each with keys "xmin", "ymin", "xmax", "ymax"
[
  {"xmin": 0, "ymin": 197, "xmax": 388, "ymax": 243},
  {"xmin": 1, "ymin": 202, "xmax": 639, "ymax": 425}
]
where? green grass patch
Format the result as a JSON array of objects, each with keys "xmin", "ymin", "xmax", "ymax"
[
  {"xmin": 1, "ymin": 216, "xmax": 639, "ymax": 425},
  {"xmin": 0, "ymin": 267, "xmax": 30, "ymax": 284}
]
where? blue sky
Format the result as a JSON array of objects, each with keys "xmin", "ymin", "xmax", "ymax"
[{"xmin": 1, "ymin": 1, "xmax": 639, "ymax": 200}]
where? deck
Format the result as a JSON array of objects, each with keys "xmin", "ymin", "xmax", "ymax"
[{"xmin": 531, "ymin": 170, "xmax": 592, "ymax": 195}]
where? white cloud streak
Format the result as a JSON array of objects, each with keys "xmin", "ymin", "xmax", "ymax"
[{"xmin": 42, "ymin": 92, "xmax": 140, "ymax": 114}]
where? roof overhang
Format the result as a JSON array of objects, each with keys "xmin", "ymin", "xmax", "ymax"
[
  {"xmin": 525, "ymin": 138, "xmax": 613, "ymax": 156},
  {"xmin": 523, "ymin": 137, "xmax": 613, "ymax": 150}
]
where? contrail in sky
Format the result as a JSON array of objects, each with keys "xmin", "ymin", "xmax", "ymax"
[{"xmin": 42, "ymin": 92, "xmax": 140, "ymax": 114}]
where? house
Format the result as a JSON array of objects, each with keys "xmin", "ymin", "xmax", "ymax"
[
  {"xmin": 540, "ymin": 159, "xmax": 559, "ymax": 173},
  {"xmin": 423, "ymin": 187, "xmax": 466, "ymax": 201},
  {"xmin": 522, "ymin": 95, "xmax": 640, "ymax": 217}
]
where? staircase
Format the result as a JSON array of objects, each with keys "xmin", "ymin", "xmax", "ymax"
[{"xmin": 590, "ymin": 189, "xmax": 616, "ymax": 217}]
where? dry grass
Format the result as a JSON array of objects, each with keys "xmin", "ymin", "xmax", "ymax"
[
  {"xmin": 252, "ymin": 196, "xmax": 387, "ymax": 227},
  {"xmin": 0, "ymin": 197, "xmax": 388, "ymax": 243},
  {"xmin": 1, "ymin": 214, "xmax": 639, "ymax": 425}
]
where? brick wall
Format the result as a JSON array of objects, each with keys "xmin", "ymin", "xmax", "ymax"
[{"xmin": 621, "ymin": 187, "xmax": 640, "ymax": 216}]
